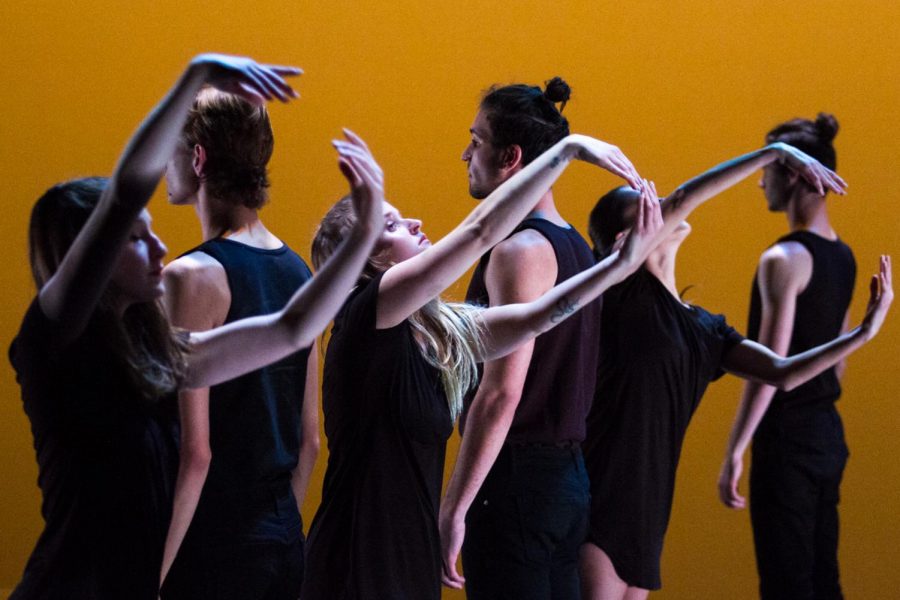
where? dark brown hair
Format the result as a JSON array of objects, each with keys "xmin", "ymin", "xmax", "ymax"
[
  {"xmin": 766, "ymin": 113, "xmax": 839, "ymax": 171},
  {"xmin": 480, "ymin": 77, "xmax": 572, "ymax": 166},
  {"xmin": 588, "ymin": 185, "xmax": 640, "ymax": 259},
  {"xmin": 29, "ymin": 178, "xmax": 187, "ymax": 403},
  {"xmin": 181, "ymin": 88, "xmax": 274, "ymax": 209}
]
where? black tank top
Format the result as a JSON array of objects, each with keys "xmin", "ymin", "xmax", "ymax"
[
  {"xmin": 187, "ymin": 238, "xmax": 313, "ymax": 495},
  {"xmin": 748, "ymin": 231, "xmax": 856, "ymax": 407},
  {"xmin": 461, "ymin": 218, "xmax": 601, "ymax": 443}
]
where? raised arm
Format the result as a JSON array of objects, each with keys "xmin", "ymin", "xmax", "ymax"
[
  {"xmin": 369, "ymin": 134, "xmax": 642, "ymax": 329},
  {"xmin": 39, "ymin": 54, "xmax": 300, "ymax": 345},
  {"xmin": 478, "ymin": 180, "xmax": 663, "ymax": 361},
  {"xmin": 182, "ymin": 148, "xmax": 383, "ymax": 389},
  {"xmin": 653, "ymin": 142, "xmax": 847, "ymax": 246},
  {"xmin": 723, "ymin": 256, "xmax": 892, "ymax": 393}
]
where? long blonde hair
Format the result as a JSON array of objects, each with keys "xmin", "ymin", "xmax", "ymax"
[{"xmin": 312, "ymin": 196, "xmax": 484, "ymax": 420}]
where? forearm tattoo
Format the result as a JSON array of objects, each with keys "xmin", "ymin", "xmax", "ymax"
[
  {"xmin": 550, "ymin": 295, "xmax": 580, "ymax": 323},
  {"xmin": 549, "ymin": 153, "xmax": 563, "ymax": 169}
]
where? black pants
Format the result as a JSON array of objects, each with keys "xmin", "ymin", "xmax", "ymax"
[
  {"xmin": 161, "ymin": 481, "xmax": 304, "ymax": 600},
  {"xmin": 750, "ymin": 407, "xmax": 848, "ymax": 600},
  {"xmin": 462, "ymin": 444, "xmax": 590, "ymax": 600}
]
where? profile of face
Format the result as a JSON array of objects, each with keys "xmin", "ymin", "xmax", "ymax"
[
  {"xmin": 165, "ymin": 143, "xmax": 200, "ymax": 205},
  {"xmin": 378, "ymin": 201, "xmax": 431, "ymax": 264},
  {"xmin": 759, "ymin": 163, "xmax": 792, "ymax": 212},
  {"xmin": 461, "ymin": 109, "xmax": 509, "ymax": 200},
  {"xmin": 110, "ymin": 210, "xmax": 168, "ymax": 305}
]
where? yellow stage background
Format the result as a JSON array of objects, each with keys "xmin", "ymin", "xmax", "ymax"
[{"xmin": 1, "ymin": 1, "xmax": 898, "ymax": 597}]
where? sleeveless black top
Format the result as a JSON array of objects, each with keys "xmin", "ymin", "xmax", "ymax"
[
  {"xmin": 461, "ymin": 217, "xmax": 601, "ymax": 444},
  {"xmin": 748, "ymin": 231, "xmax": 856, "ymax": 408},
  {"xmin": 188, "ymin": 238, "xmax": 313, "ymax": 496}
]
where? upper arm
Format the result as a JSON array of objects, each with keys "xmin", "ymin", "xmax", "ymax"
[
  {"xmin": 301, "ymin": 343, "xmax": 320, "ymax": 445},
  {"xmin": 162, "ymin": 252, "xmax": 231, "ymax": 331},
  {"xmin": 162, "ymin": 252, "xmax": 230, "ymax": 455},
  {"xmin": 475, "ymin": 232, "xmax": 557, "ymax": 401},
  {"xmin": 722, "ymin": 243, "xmax": 810, "ymax": 373}
]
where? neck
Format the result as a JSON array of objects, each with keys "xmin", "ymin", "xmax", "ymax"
[
  {"xmin": 644, "ymin": 244, "xmax": 681, "ymax": 300},
  {"xmin": 526, "ymin": 190, "xmax": 567, "ymax": 226},
  {"xmin": 785, "ymin": 191, "xmax": 836, "ymax": 239},
  {"xmin": 195, "ymin": 187, "xmax": 280, "ymax": 248}
]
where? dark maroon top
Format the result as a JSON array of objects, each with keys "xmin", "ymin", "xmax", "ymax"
[{"xmin": 461, "ymin": 217, "xmax": 601, "ymax": 444}]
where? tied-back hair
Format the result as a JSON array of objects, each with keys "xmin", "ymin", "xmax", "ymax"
[
  {"xmin": 181, "ymin": 87, "xmax": 274, "ymax": 209},
  {"xmin": 588, "ymin": 185, "xmax": 639, "ymax": 260},
  {"xmin": 29, "ymin": 178, "xmax": 188, "ymax": 404},
  {"xmin": 766, "ymin": 113, "xmax": 839, "ymax": 171},
  {"xmin": 312, "ymin": 197, "xmax": 485, "ymax": 421},
  {"xmin": 480, "ymin": 76, "xmax": 572, "ymax": 166}
]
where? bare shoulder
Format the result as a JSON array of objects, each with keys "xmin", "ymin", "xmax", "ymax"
[
  {"xmin": 486, "ymin": 229, "xmax": 557, "ymax": 304},
  {"xmin": 758, "ymin": 241, "xmax": 813, "ymax": 298},
  {"xmin": 162, "ymin": 251, "xmax": 230, "ymax": 329}
]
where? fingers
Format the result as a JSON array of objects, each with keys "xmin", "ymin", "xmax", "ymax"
[
  {"xmin": 337, "ymin": 156, "xmax": 362, "ymax": 188},
  {"xmin": 441, "ymin": 555, "xmax": 465, "ymax": 589},
  {"xmin": 611, "ymin": 150, "xmax": 642, "ymax": 190},
  {"xmin": 251, "ymin": 64, "xmax": 298, "ymax": 102},
  {"xmin": 334, "ymin": 142, "xmax": 383, "ymax": 189}
]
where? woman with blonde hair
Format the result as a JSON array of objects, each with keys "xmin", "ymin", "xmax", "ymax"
[{"xmin": 302, "ymin": 132, "xmax": 662, "ymax": 599}]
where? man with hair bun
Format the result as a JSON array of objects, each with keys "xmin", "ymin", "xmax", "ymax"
[
  {"xmin": 159, "ymin": 88, "xmax": 317, "ymax": 599},
  {"xmin": 719, "ymin": 113, "xmax": 855, "ymax": 599},
  {"xmin": 439, "ymin": 78, "xmax": 642, "ymax": 598}
]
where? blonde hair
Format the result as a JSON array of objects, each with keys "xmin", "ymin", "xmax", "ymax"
[{"xmin": 312, "ymin": 196, "xmax": 485, "ymax": 420}]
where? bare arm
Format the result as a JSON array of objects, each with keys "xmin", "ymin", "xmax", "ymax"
[
  {"xmin": 720, "ymin": 257, "xmax": 892, "ymax": 493},
  {"xmin": 438, "ymin": 232, "xmax": 556, "ymax": 589},
  {"xmin": 291, "ymin": 344, "xmax": 320, "ymax": 514},
  {"xmin": 158, "ymin": 254, "xmax": 230, "ymax": 585},
  {"xmin": 373, "ymin": 134, "xmax": 642, "ymax": 329},
  {"xmin": 183, "ymin": 150, "xmax": 382, "ymax": 389},
  {"xmin": 478, "ymin": 180, "xmax": 664, "ymax": 361},
  {"xmin": 655, "ymin": 143, "xmax": 846, "ymax": 247},
  {"xmin": 39, "ymin": 55, "xmax": 299, "ymax": 346},
  {"xmin": 717, "ymin": 244, "xmax": 808, "ymax": 509}
]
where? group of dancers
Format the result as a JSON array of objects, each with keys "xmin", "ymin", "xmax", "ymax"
[{"xmin": 9, "ymin": 53, "xmax": 892, "ymax": 600}]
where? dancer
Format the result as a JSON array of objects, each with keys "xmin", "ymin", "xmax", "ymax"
[
  {"xmin": 159, "ymin": 88, "xmax": 317, "ymax": 599},
  {"xmin": 579, "ymin": 141, "xmax": 891, "ymax": 600},
  {"xmin": 302, "ymin": 131, "xmax": 654, "ymax": 600},
  {"xmin": 8, "ymin": 54, "xmax": 384, "ymax": 600},
  {"xmin": 439, "ymin": 77, "xmax": 634, "ymax": 599},
  {"xmin": 718, "ymin": 114, "xmax": 860, "ymax": 599}
]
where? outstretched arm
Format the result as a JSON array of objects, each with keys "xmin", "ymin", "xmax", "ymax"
[
  {"xmin": 723, "ymin": 256, "xmax": 892, "ymax": 398},
  {"xmin": 182, "ymin": 148, "xmax": 383, "ymax": 389},
  {"xmin": 369, "ymin": 133, "xmax": 642, "ymax": 329},
  {"xmin": 653, "ymin": 142, "xmax": 846, "ymax": 246},
  {"xmin": 39, "ymin": 54, "xmax": 300, "ymax": 346},
  {"xmin": 477, "ymin": 180, "xmax": 664, "ymax": 361}
]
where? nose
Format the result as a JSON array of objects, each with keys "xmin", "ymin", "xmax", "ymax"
[
  {"xmin": 758, "ymin": 176, "xmax": 765, "ymax": 189},
  {"xmin": 407, "ymin": 218, "xmax": 422, "ymax": 234},
  {"xmin": 151, "ymin": 232, "xmax": 168, "ymax": 260},
  {"xmin": 461, "ymin": 143, "xmax": 472, "ymax": 162}
]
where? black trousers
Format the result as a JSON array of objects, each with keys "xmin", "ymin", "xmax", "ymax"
[
  {"xmin": 462, "ymin": 444, "xmax": 590, "ymax": 600},
  {"xmin": 161, "ymin": 480, "xmax": 304, "ymax": 600},
  {"xmin": 750, "ymin": 407, "xmax": 848, "ymax": 600}
]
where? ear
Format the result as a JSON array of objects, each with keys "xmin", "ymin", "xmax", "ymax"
[
  {"xmin": 192, "ymin": 144, "xmax": 207, "ymax": 178},
  {"xmin": 499, "ymin": 144, "xmax": 524, "ymax": 172}
]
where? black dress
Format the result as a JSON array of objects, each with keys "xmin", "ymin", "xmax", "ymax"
[
  {"xmin": 583, "ymin": 268, "xmax": 744, "ymax": 590},
  {"xmin": 302, "ymin": 274, "xmax": 452, "ymax": 600},
  {"xmin": 9, "ymin": 300, "xmax": 179, "ymax": 600}
]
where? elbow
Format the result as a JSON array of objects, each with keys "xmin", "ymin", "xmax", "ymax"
[
  {"xmin": 181, "ymin": 442, "xmax": 212, "ymax": 476},
  {"xmin": 471, "ymin": 388, "xmax": 520, "ymax": 422},
  {"xmin": 301, "ymin": 429, "xmax": 321, "ymax": 460},
  {"xmin": 768, "ymin": 358, "xmax": 800, "ymax": 391}
]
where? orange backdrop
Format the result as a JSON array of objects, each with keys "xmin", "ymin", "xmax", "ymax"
[{"xmin": 1, "ymin": 1, "xmax": 898, "ymax": 597}]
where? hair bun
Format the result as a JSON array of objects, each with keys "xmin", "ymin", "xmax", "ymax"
[
  {"xmin": 543, "ymin": 77, "xmax": 571, "ymax": 108},
  {"xmin": 815, "ymin": 112, "xmax": 839, "ymax": 142}
]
